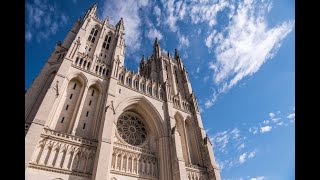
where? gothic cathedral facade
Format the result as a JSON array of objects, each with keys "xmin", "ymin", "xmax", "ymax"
[{"xmin": 25, "ymin": 4, "xmax": 221, "ymax": 180}]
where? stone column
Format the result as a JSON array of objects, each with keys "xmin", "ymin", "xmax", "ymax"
[
  {"xmin": 47, "ymin": 148, "xmax": 58, "ymax": 166},
  {"xmin": 126, "ymin": 156, "xmax": 129, "ymax": 172},
  {"xmin": 170, "ymin": 116, "xmax": 188, "ymax": 180},
  {"xmin": 114, "ymin": 154, "xmax": 118, "ymax": 170},
  {"xmin": 54, "ymin": 149, "xmax": 65, "ymax": 168},
  {"xmin": 137, "ymin": 158, "xmax": 140, "ymax": 174},
  {"xmin": 158, "ymin": 136, "xmax": 173, "ymax": 180},
  {"xmin": 30, "ymin": 144, "xmax": 43, "ymax": 164},
  {"xmin": 120, "ymin": 154, "xmax": 124, "ymax": 171},
  {"xmin": 62, "ymin": 151, "xmax": 72, "ymax": 169},
  {"xmin": 70, "ymin": 86, "xmax": 89, "ymax": 134},
  {"xmin": 91, "ymin": 88, "xmax": 117, "ymax": 179},
  {"xmin": 39, "ymin": 146, "xmax": 51, "ymax": 165}
]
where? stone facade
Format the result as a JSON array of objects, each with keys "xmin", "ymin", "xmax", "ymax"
[{"xmin": 25, "ymin": 4, "xmax": 221, "ymax": 180}]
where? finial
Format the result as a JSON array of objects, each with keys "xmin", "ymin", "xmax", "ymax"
[{"xmin": 175, "ymin": 48, "xmax": 179, "ymax": 59}]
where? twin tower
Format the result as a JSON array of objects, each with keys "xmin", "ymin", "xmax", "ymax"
[{"xmin": 25, "ymin": 4, "xmax": 221, "ymax": 180}]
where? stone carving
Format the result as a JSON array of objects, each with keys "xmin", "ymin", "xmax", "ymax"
[{"xmin": 117, "ymin": 113, "xmax": 147, "ymax": 146}]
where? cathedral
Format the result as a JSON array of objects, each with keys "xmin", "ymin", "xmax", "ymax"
[{"xmin": 25, "ymin": 4, "xmax": 221, "ymax": 180}]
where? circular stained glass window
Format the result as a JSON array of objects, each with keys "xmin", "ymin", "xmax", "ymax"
[{"xmin": 117, "ymin": 113, "xmax": 147, "ymax": 146}]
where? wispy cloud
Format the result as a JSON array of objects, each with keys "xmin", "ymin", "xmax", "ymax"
[
  {"xmin": 239, "ymin": 150, "xmax": 255, "ymax": 164},
  {"xmin": 238, "ymin": 143, "xmax": 245, "ymax": 150},
  {"xmin": 205, "ymin": 91, "xmax": 218, "ymax": 108},
  {"xmin": 203, "ymin": 76, "xmax": 210, "ymax": 82},
  {"xmin": 260, "ymin": 126, "xmax": 272, "ymax": 133},
  {"xmin": 178, "ymin": 33, "xmax": 189, "ymax": 49},
  {"xmin": 269, "ymin": 112, "xmax": 275, "ymax": 119},
  {"xmin": 204, "ymin": 0, "xmax": 294, "ymax": 107},
  {"xmin": 101, "ymin": 0, "xmax": 149, "ymax": 53},
  {"xmin": 26, "ymin": 0, "xmax": 69, "ymax": 42},
  {"xmin": 250, "ymin": 176, "xmax": 266, "ymax": 180},
  {"xmin": 248, "ymin": 151, "xmax": 256, "ymax": 158},
  {"xmin": 212, "ymin": 131, "xmax": 229, "ymax": 153},
  {"xmin": 153, "ymin": 5, "xmax": 161, "ymax": 26},
  {"xmin": 239, "ymin": 152, "xmax": 247, "ymax": 164},
  {"xmin": 189, "ymin": 0, "xmax": 232, "ymax": 27}
]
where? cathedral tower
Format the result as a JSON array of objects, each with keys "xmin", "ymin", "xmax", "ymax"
[{"xmin": 25, "ymin": 4, "xmax": 221, "ymax": 180}]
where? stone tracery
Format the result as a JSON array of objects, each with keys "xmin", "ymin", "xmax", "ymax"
[{"xmin": 117, "ymin": 113, "xmax": 147, "ymax": 146}]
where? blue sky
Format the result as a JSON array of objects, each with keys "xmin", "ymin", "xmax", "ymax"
[{"xmin": 25, "ymin": 0, "xmax": 295, "ymax": 179}]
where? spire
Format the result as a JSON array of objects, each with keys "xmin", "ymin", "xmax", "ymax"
[
  {"xmin": 153, "ymin": 37, "xmax": 161, "ymax": 59},
  {"xmin": 153, "ymin": 37, "xmax": 159, "ymax": 49},
  {"xmin": 167, "ymin": 50, "xmax": 171, "ymax": 59},
  {"xmin": 83, "ymin": 3, "xmax": 98, "ymax": 21},
  {"xmin": 140, "ymin": 55, "xmax": 146, "ymax": 67},
  {"xmin": 174, "ymin": 48, "xmax": 180, "ymax": 60},
  {"xmin": 116, "ymin": 17, "xmax": 125, "ymax": 31},
  {"xmin": 90, "ymin": 3, "xmax": 97, "ymax": 11}
]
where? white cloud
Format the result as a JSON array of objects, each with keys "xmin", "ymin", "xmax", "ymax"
[
  {"xmin": 263, "ymin": 120, "xmax": 270, "ymax": 124},
  {"xmin": 26, "ymin": 0, "xmax": 69, "ymax": 42},
  {"xmin": 205, "ymin": 31, "xmax": 215, "ymax": 48},
  {"xmin": 25, "ymin": 31, "xmax": 32, "ymax": 42},
  {"xmin": 287, "ymin": 113, "xmax": 295, "ymax": 119},
  {"xmin": 178, "ymin": 33, "xmax": 190, "ymax": 49},
  {"xmin": 199, "ymin": 106, "xmax": 204, "ymax": 113},
  {"xmin": 205, "ymin": 99, "xmax": 214, "ymax": 108},
  {"xmin": 271, "ymin": 117, "xmax": 281, "ymax": 123},
  {"xmin": 208, "ymin": 0, "xmax": 294, "ymax": 96},
  {"xmin": 101, "ymin": 0, "xmax": 149, "ymax": 53},
  {"xmin": 203, "ymin": 76, "xmax": 209, "ymax": 82},
  {"xmin": 269, "ymin": 112, "xmax": 275, "ymax": 119},
  {"xmin": 230, "ymin": 128, "xmax": 240, "ymax": 139},
  {"xmin": 239, "ymin": 153, "xmax": 247, "ymax": 164},
  {"xmin": 276, "ymin": 122, "xmax": 284, "ymax": 126},
  {"xmin": 196, "ymin": 67, "xmax": 200, "ymax": 73},
  {"xmin": 260, "ymin": 126, "xmax": 272, "ymax": 133},
  {"xmin": 248, "ymin": 151, "xmax": 256, "ymax": 158},
  {"xmin": 205, "ymin": 91, "xmax": 218, "ymax": 109},
  {"xmin": 238, "ymin": 143, "xmax": 245, "ymax": 150},
  {"xmin": 147, "ymin": 27, "xmax": 163, "ymax": 41},
  {"xmin": 153, "ymin": 5, "xmax": 161, "ymax": 26},
  {"xmin": 189, "ymin": 0, "xmax": 231, "ymax": 26},
  {"xmin": 212, "ymin": 131, "xmax": 229, "ymax": 153},
  {"xmin": 161, "ymin": 0, "xmax": 178, "ymax": 32},
  {"xmin": 250, "ymin": 176, "xmax": 266, "ymax": 180},
  {"xmin": 249, "ymin": 127, "xmax": 258, "ymax": 134}
]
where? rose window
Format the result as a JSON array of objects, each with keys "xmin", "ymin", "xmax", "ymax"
[{"xmin": 117, "ymin": 113, "xmax": 147, "ymax": 146}]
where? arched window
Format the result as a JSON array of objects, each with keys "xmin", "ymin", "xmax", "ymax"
[
  {"xmin": 135, "ymin": 80, "xmax": 138, "ymax": 89},
  {"xmin": 160, "ymin": 90, "xmax": 163, "ymax": 100},
  {"xmin": 75, "ymin": 57, "xmax": 79, "ymax": 64},
  {"xmin": 87, "ymin": 27, "xmax": 99, "ymax": 43},
  {"xmin": 102, "ymin": 34, "xmax": 112, "ymax": 50},
  {"xmin": 153, "ymin": 88, "xmax": 157, "ymax": 97},
  {"xmin": 147, "ymin": 86, "xmax": 151, "ymax": 94},
  {"xmin": 128, "ymin": 77, "xmax": 131, "ymax": 86}
]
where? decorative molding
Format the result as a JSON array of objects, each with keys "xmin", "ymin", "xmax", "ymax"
[
  {"xmin": 33, "ymin": 119, "xmax": 46, "ymax": 126},
  {"xmin": 42, "ymin": 128, "xmax": 98, "ymax": 147},
  {"xmin": 28, "ymin": 163, "xmax": 92, "ymax": 178}
]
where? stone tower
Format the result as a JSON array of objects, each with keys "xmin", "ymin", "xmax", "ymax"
[{"xmin": 25, "ymin": 4, "xmax": 221, "ymax": 180}]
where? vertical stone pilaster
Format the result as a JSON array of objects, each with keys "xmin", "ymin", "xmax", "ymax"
[{"xmin": 158, "ymin": 136, "xmax": 173, "ymax": 180}]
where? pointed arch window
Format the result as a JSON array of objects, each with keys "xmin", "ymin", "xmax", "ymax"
[
  {"xmin": 88, "ymin": 27, "xmax": 99, "ymax": 43},
  {"xmin": 102, "ymin": 34, "xmax": 112, "ymax": 50}
]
